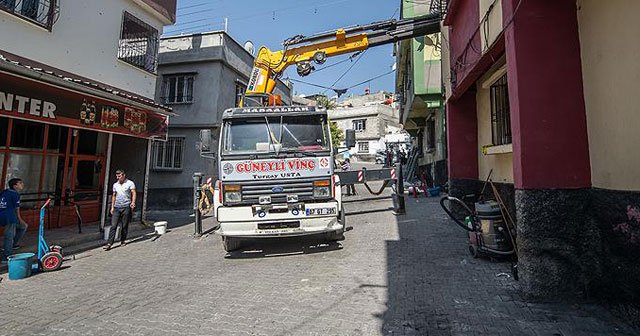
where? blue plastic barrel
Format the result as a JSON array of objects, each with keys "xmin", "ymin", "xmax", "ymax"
[{"xmin": 7, "ymin": 252, "xmax": 35, "ymax": 280}]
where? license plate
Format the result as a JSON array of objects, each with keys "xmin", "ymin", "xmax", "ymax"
[
  {"xmin": 257, "ymin": 228, "xmax": 298, "ymax": 234},
  {"xmin": 306, "ymin": 207, "xmax": 336, "ymax": 216}
]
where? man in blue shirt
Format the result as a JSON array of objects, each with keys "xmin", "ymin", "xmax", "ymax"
[{"xmin": 1, "ymin": 178, "xmax": 28, "ymax": 262}]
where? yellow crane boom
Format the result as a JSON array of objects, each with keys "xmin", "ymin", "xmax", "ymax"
[{"xmin": 242, "ymin": 13, "xmax": 441, "ymax": 107}]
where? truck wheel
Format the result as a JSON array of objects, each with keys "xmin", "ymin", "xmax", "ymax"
[{"xmin": 222, "ymin": 236, "xmax": 242, "ymax": 252}]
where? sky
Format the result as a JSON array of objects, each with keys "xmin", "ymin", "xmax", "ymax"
[{"xmin": 162, "ymin": 0, "xmax": 401, "ymax": 99}]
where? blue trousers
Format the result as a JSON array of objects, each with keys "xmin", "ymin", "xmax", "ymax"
[{"xmin": 3, "ymin": 221, "xmax": 27, "ymax": 260}]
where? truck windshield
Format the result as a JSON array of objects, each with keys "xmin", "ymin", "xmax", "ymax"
[{"xmin": 222, "ymin": 115, "xmax": 330, "ymax": 154}]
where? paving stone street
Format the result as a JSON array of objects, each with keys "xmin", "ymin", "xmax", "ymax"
[{"xmin": 0, "ymin": 184, "xmax": 637, "ymax": 336}]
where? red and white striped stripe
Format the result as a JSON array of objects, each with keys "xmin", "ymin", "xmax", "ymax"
[
  {"xmin": 357, "ymin": 170, "xmax": 364, "ymax": 182},
  {"xmin": 390, "ymin": 169, "xmax": 396, "ymax": 180}
]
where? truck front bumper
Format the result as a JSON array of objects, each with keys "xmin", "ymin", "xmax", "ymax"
[{"xmin": 215, "ymin": 201, "xmax": 342, "ymax": 238}]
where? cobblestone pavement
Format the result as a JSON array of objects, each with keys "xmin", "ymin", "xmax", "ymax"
[{"xmin": 0, "ymin": 184, "xmax": 637, "ymax": 336}]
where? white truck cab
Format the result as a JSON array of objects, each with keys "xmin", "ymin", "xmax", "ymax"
[{"xmin": 209, "ymin": 105, "xmax": 352, "ymax": 252}]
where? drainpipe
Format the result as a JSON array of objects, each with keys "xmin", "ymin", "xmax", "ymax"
[
  {"xmin": 141, "ymin": 138, "xmax": 152, "ymax": 226},
  {"xmin": 100, "ymin": 133, "xmax": 113, "ymax": 233}
]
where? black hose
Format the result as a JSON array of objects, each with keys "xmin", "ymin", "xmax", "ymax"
[
  {"xmin": 439, "ymin": 196, "xmax": 475, "ymax": 232},
  {"xmin": 362, "ymin": 179, "xmax": 392, "ymax": 196}
]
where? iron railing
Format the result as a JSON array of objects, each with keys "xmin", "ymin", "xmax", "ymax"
[
  {"xmin": 118, "ymin": 12, "xmax": 159, "ymax": 73},
  {"xmin": 0, "ymin": 0, "xmax": 59, "ymax": 30},
  {"xmin": 429, "ymin": 0, "xmax": 449, "ymax": 17}
]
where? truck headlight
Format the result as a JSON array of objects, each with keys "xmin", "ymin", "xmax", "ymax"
[
  {"xmin": 223, "ymin": 184, "xmax": 242, "ymax": 203},
  {"xmin": 313, "ymin": 180, "xmax": 331, "ymax": 198}
]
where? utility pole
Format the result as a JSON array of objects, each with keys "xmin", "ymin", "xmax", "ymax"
[
  {"xmin": 393, "ymin": 143, "xmax": 406, "ymax": 215},
  {"xmin": 193, "ymin": 172, "xmax": 203, "ymax": 236}
]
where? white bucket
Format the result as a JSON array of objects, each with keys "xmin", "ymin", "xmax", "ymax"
[
  {"xmin": 154, "ymin": 221, "xmax": 168, "ymax": 235},
  {"xmin": 103, "ymin": 226, "xmax": 121, "ymax": 241}
]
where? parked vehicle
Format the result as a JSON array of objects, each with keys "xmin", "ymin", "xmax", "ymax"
[{"xmin": 209, "ymin": 106, "xmax": 353, "ymax": 252}]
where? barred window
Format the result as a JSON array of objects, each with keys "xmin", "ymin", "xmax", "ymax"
[
  {"xmin": 118, "ymin": 12, "xmax": 159, "ymax": 73},
  {"xmin": 162, "ymin": 74, "xmax": 194, "ymax": 104},
  {"xmin": 0, "ymin": 0, "xmax": 59, "ymax": 30},
  {"xmin": 235, "ymin": 82, "xmax": 247, "ymax": 107},
  {"xmin": 152, "ymin": 137, "xmax": 184, "ymax": 170},
  {"xmin": 357, "ymin": 142, "xmax": 369, "ymax": 153},
  {"xmin": 352, "ymin": 119, "xmax": 366, "ymax": 132},
  {"xmin": 490, "ymin": 74, "xmax": 512, "ymax": 145}
]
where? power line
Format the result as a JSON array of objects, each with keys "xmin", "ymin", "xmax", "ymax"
[
  {"xmin": 322, "ymin": 50, "xmax": 367, "ymax": 95},
  {"xmin": 172, "ymin": 0, "xmax": 351, "ymax": 30},
  {"xmin": 177, "ymin": 8, "xmax": 216, "ymax": 18},
  {"xmin": 163, "ymin": 23, "xmax": 224, "ymax": 36},
  {"xmin": 345, "ymin": 70, "xmax": 395, "ymax": 89},
  {"xmin": 288, "ymin": 69, "xmax": 396, "ymax": 96},
  {"xmin": 313, "ymin": 52, "xmax": 362, "ymax": 74},
  {"xmin": 177, "ymin": 2, "xmax": 209, "ymax": 11}
]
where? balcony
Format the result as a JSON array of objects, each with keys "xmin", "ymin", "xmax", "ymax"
[
  {"xmin": 0, "ymin": 0, "xmax": 59, "ymax": 31},
  {"xmin": 429, "ymin": 0, "xmax": 448, "ymax": 17}
]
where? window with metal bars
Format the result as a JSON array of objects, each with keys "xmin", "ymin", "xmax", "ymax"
[
  {"xmin": 118, "ymin": 12, "xmax": 159, "ymax": 73},
  {"xmin": 490, "ymin": 74, "xmax": 512, "ymax": 145},
  {"xmin": 352, "ymin": 119, "xmax": 366, "ymax": 132},
  {"xmin": 357, "ymin": 142, "xmax": 369, "ymax": 153},
  {"xmin": 152, "ymin": 137, "xmax": 184, "ymax": 170},
  {"xmin": 162, "ymin": 74, "xmax": 194, "ymax": 104},
  {"xmin": 0, "ymin": 0, "xmax": 58, "ymax": 30}
]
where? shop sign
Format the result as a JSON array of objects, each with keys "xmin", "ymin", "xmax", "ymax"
[
  {"xmin": 221, "ymin": 157, "xmax": 332, "ymax": 181},
  {"xmin": 0, "ymin": 72, "xmax": 168, "ymax": 140}
]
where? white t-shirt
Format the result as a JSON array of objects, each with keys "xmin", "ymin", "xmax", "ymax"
[{"xmin": 113, "ymin": 179, "xmax": 135, "ymax": 208}]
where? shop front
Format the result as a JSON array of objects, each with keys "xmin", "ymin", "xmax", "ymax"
[{"xmin": 0, "ymin": 64, "xmax": 170, "ymax": 232}]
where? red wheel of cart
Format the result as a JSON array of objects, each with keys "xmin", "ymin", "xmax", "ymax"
[{"xmin": 41, "ymin": 252, "xmax": 63, "ymax": 272}]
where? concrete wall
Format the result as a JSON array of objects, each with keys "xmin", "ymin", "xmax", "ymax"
[
  {"xmin": 0, "ymin": 0, "xmax": 168, "ymax": 99},
  {"xmin": 149, "ymin": 31, "xmax": 291, "ymax": 210},
  {"xmin": 480, "ymin": 0, "xmax": 503, "ymax": 52},
  {"xmin": 158, "ymin": 32, "xmax": 291, "ymax": 127},
  {"xmin": 577, "ymin": 0, "xmax": 640, "ymax": 191}
]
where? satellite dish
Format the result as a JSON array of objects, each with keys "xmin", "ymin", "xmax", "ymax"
[{"xmin": 243, "ymin": 41, "xmax": 255, "ymax": 55}]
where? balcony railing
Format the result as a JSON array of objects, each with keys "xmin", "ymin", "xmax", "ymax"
[
  {"xmin": 429, "ymin": 0, "xmax": 448, "ymax": 17},
  {"xmin": 0, "ymin": 0, "xmax": 59, "ymax": 30}
]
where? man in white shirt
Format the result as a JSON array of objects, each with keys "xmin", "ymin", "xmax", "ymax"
[{"xmin": 104, "ymin": 169, "xmax": 136, "ymax": 251}]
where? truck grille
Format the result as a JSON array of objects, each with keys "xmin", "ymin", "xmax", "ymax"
[{"xmin": 237, "ymin": 178, "xmax": 324, "ymax": 204}]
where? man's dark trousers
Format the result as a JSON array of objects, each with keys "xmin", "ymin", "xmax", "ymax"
[{"xmin": 108, "ymin": 207, "xmax": 131, "ymax": 245}]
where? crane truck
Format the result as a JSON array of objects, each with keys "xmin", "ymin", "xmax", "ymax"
[{"xmin": 201, "ymin": 13, "xmax": 441, "ymax": 252}]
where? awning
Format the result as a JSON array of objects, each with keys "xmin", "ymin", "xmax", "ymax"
[{"xmin": 0, "ymin": 53, "xmax": 172, "ymax": 140}]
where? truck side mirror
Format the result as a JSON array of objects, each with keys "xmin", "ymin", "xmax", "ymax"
[
  {"xmin": 200, "ymin": 129, "xmax": 212, "ymax": 152},
  {"xmin": 199, "ymin": 129, "xmax": 216, "ymax": 159},
  {"xmin": 345, "ymin": 129, "xmax": 356, "ymax": 148}
]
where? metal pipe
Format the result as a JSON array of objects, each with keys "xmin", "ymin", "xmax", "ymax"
[
  {"xmin": 141, "ymin": 138, "xmax": 152, "ymax": 226},
  {"xmin": 193, "ymin": 172, "xmax": 203, "ymax": 236},
  {"xmin": 100, "ymin": 133, "xmax": 113, "ymax": 233}
]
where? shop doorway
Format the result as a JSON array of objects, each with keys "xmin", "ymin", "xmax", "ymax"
[{"xmin": 1, "ymin": 117, "xmax": 107, "ymax": 230}]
